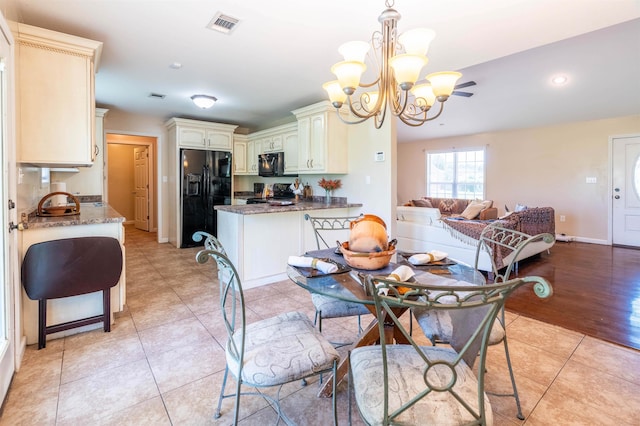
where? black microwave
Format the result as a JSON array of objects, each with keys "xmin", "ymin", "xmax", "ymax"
[{"xmin": 258, "ymin": 152, "xmax": 286, "ymax": 177}]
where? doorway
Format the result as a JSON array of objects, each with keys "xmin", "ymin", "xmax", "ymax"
[
  {"xmin": 106, "ymin": 134, "xmax": 157, "ymax": 231},
  {"xmin": 611, "ymin": 134, "xmax": 640, "ymax": 247}
]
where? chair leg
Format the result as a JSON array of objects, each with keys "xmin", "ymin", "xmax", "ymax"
[
  {"xmin": 214, "ymin": 366, "xmax": 230, "ymax": 420},
  {"xmin": 502, "ymin": 336, "xmax": 525, "ymax": 420}
]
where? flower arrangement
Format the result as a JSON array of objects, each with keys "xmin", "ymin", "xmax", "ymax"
[{"xmin": 318, "ymin": 178, "xmax": 342, "ymax": 192}]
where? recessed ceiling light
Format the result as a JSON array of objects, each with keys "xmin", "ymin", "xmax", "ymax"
[{"xmin": 551, "ymin": 75, "xmax": 568, "ymax": 85}]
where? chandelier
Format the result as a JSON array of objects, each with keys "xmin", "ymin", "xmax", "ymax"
[{"xmin": 323, "ymin": 0, "xmax": 462, "ymax": 128}]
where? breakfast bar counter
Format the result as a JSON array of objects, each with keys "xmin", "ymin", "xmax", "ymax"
[
  {"xmin": 215, "ymin": 200, "xmax": 363, "ymax": 288},
  {"xmin": 216, "ymin": 199, "xmax": 363, "ymax": 215}
]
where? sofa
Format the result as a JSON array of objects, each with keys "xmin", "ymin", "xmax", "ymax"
[{"xmin": 396, "ymin": 198, "xmax": 555, "ymax": 272}]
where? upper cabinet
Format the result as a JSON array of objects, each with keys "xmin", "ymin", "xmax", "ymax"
[
  {"xmin": 245, "ymin": 122, "xmax": 298, "ymax": 174},
  {"xmin": 12, "ymin": 21, "xmax": 103, "ymax": 166},
  {"xmin": 292, "ymin": 101, "xmax": 348, "ymax": 174},
  {"xmin": 165, "ymin": 118, "xmax": 238, "ymax": 152},
  {"xmin": 233, "ymin": 135, "xmax": 248, "ymax": 174}
]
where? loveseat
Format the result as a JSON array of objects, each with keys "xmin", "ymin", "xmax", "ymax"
[{"xmin": 396, "ymin": 198, "xmax": 555, "ymax": 272}]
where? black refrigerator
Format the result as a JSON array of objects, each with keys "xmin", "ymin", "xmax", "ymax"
[{"xmin": 180, "ymin": 149, "xmax": 232, "ymax": 248}]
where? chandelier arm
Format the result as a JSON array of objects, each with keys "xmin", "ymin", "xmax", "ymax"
[
  {"xmin": 345, "ymin": 95, "xmax": 379, "ymax": 120},
  {"xmin": 399, "ymin": 101, "xmax": 446, "ymax": 126},
  {"xmin": 333, "ymin": 107, "xmax": 375, "ymax": 126}
]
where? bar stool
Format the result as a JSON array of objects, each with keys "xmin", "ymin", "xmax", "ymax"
[{"xmin": 21, "ymin": 236, "xmax": 123, "ymax": 349}]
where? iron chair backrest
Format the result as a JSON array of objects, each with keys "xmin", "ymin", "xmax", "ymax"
[
  {"xmin": 474, "ymin": 223, "xmax": 555, "ymax": 282},
  {"xmin": 192, "ymin": 231, "xmax": 227, "ymax": 255},
  {"xmin": 304, "ymin": 213, "xmax": 363, "ymax": 249},
  {"xmin": 195, "ymin": 249, "xmax": 244, "ymax": 365},
  {"xmin": 364, "ymin": 274, "xmax": 553, "ymax": 425}
]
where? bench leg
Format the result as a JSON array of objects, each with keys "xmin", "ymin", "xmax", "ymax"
[
  {"xmin": 103, "ymin": 289, "xmax": 111, "ymax": 332},
  {"xmin": 38, "ymin": 299, "xmax": 47, "ymax": 350}
]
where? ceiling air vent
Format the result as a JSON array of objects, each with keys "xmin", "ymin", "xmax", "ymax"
[
  {"xmin": 148, "ymin": 93, "xmax": 166, "ymax": 99},
  {"xmin": 207, "ymin": 12, "xmax": 239, "ymax": 34}
]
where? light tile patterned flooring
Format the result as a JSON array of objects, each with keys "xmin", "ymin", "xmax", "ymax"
[{"xmin": 1, "ymin": 226, "xmax": 640, "ymax": 425}]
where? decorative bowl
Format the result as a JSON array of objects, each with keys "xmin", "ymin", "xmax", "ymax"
[{"xmin": 339, "ymin": 241, "xmax": 396, "ymax": 270}]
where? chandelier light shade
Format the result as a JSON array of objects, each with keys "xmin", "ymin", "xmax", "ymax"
[
  {"xmin": 191, "ymin": 94, "xmax": 217, "ymax": 109},
  {"xmin": 323, "ymin": 0, "xmax": 462, "ymax": 128}
]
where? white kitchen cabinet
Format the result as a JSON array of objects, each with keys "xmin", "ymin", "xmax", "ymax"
[
  {"xmin": 249, "ymin": 122, "xmax": 298, "ymax": 173},
  {"xmin": 293, "ymin": 101, "xmax": 348, "ymax": 174},
  {"xmin": 233, "ymin": 135, "xmax": 248, "ymax": 174},
  {"xmin": 262, "ymin": 134, "xmax": 283, "ymax": 152},
  {"xmin": 166, "ymin": 118, "xmax": 237, "ymax": 152},
  {"xmin": 246, "ymin": 139, "xmax": 262, "ymax": 175},
  {"xmin": 12, "ymin": 21, "xmax": 102, "ymax": 167},
  {"xmin": 217, "ymin": 207, "xmax": 359, "ymax": 288},
  {"xmin": 283, "ymin": 130, "xmax": 299, "ymax": 174}
]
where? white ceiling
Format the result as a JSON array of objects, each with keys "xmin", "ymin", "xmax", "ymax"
[{"xmin": 8, "ymin": 0, "xmax": 640, "ymax": 142}]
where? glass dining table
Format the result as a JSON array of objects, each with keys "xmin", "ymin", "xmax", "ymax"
[{"xmin": 287, "ymin": 248, "xmax": 486, "ymax": 397}]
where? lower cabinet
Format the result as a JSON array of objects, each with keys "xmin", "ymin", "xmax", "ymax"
[{"xmin": 216, "ymin": 208, "xmax": 359, "ymax": 288}]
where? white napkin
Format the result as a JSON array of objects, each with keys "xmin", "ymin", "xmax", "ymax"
[
  {"xmin": 377, "ymin": 265, "xmax": 416, "ymax": 295},
  {"xmin": 386, "ymin": 265, "xmax": 415, "ymax": 282},
  {"xmin": 408, "ymin": 250, "xmax": 448, "ymax": 265},
  {"xmin": 288, "ymin": 256, "xmax": 338, "ymax": 274}
]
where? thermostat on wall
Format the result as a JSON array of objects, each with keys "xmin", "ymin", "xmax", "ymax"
[{"xmin": 374, "ymin": 151, "xmax": 385, "ymax": 162}]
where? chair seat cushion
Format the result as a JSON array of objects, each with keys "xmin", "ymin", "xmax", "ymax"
[
  {"xmin": 227, "ymin": 311, "xmax": 339, "ymax": 387},
  {"xmin": 413, "ymin": 308, "xmax": 505, "ymax": 345},
  {"xmin": 350, "ymin": 345, "xmax": 493, "ymax": 425},
  {"xmin": 311, "ymin": 292, "xmax": 370, "ymax": 318}
]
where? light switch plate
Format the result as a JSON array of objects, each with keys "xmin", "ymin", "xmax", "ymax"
[
  {"xmin": 586, "ymin": 176, "xmax": 597, "ymax": 184},
  {"xmin": 374, "ymin": 151, "xmax": 385, "ymax": 162}
]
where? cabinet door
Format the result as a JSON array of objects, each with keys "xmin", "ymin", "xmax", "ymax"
[
  {"xmin": 206, "ymin": 129, "xmax": 233, "ymax": 151},
  {"xmin": 178, "ymin": 127, "xmax": 206, "ymax": 148},
  {"xmin": 297, "ymin": 116, "xmax": 312, "ymax": 173},
  {"xmin": 246, "ymin": 140, "xmax": 259, "ymax": 175},
  {"xmin": 233, "ymin": 140, "xmax": 247, "ymax": 174},
  {"xmin": 283, "ymin": 131, "xmax": 298, "ymax": 174},
  {"xmin": 18, "ymin": 43, "xmax": 94, "ymax": 165},
  {"xmin": 308, "ymin": 113, "xmax": 326, "ymax": 171},
  {"xmin": 263, "ymin": 134, "xmax": 283, "ymax": 152}
]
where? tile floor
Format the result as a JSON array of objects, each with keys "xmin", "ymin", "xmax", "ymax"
[{"xmin": 1, "ymin": 226, "xmax": 640, "ymax": 425}]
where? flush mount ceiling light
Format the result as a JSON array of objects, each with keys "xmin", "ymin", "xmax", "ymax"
[
  {"xmin": 323, "ymin": 0, "xmax": 464, "ymax": 129},
  {"xmin": 551, "ymin": 75, "xmax": 569, "ymax": 85},
  {"xmin": 191, "ymin": 94, "xmax": 217, "ymax": 109}
]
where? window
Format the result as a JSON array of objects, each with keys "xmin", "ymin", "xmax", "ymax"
[{"xmin": 426, "ymin": 148, "xmax": 485, "ymax": 199}]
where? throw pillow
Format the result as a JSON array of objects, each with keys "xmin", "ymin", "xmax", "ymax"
[
  {"xmin": 411, "ymin": 199, "xmax": 433, "ymax": 208},
  {"xmin": 514, "ymin": 203, "xmax": 528, "ymax": 212},
  {"xmin": 460, "ymin": 199, "xmax": 492, "ymax": 220}
]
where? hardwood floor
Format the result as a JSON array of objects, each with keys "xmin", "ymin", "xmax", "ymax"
[{"xmin": 506, "ymin": 241, "xmax": 640, "ymax": 350}]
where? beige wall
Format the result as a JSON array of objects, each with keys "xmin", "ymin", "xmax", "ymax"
[
  {"xmin": 397, "ymin": 114, "xmax": 640, "ymax": 242},
  {"xmin": 103, "ymin": 110, "xmax": 166, "ymax": 238},
  {"xmin": 107, "ymin": 144, "xmax": 136, "ymax": 222}
]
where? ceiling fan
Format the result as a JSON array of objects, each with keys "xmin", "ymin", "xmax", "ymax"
[{"xmin": 452, "ymin": 81, "xmax": 476, "ymax": 97}]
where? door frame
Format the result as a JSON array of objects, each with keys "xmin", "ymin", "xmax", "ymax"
[
  {"xmin": 104, "ymin": 133, "xmax": 157, "ymax": 233},
  {"xmin": 0, "ymin": 13, "xmax": 17, "ymax": 404},
  {"xmin": 608, "ymin": 133, "xmax": 640, "ymax": 245}
]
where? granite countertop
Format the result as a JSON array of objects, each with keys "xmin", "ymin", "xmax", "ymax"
[
  {"xmin": 24, "ymin": 203, "xmax": 125, "ymax": 229},
  {"xmin": 216, "ymin": 199, "xmax": 363, "ymax": 215}
]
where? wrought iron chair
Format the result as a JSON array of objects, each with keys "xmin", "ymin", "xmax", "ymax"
[
  {"xmin": 192, "ymin": 230, "xmax": 226, "ymax": 254},
  {"xmin": 304, "ymin": 214, "xmax": 371, "ymax": 335},
  {"xmin": 349, "ymin": 273, "xmax": 552, "ymax": 425},
  {"xmin": 196, "ymin": 248, "xmax": 339, "ymax": 425},
  {"xmin": 413, "ymin": 223, "xmax": 555, "ymax": 419}
]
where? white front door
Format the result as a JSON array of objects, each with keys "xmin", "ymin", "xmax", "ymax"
[
  {"xmin": 0, "ymin": 19, "xmax": 16, "ymax": 404},
  {"xmin": 134, "ymin": 146, "xmax": 149, "ymax": 231},
  {"xmin": 612, "ymin": 135, "xmax": 640, "ymax": 247}
]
